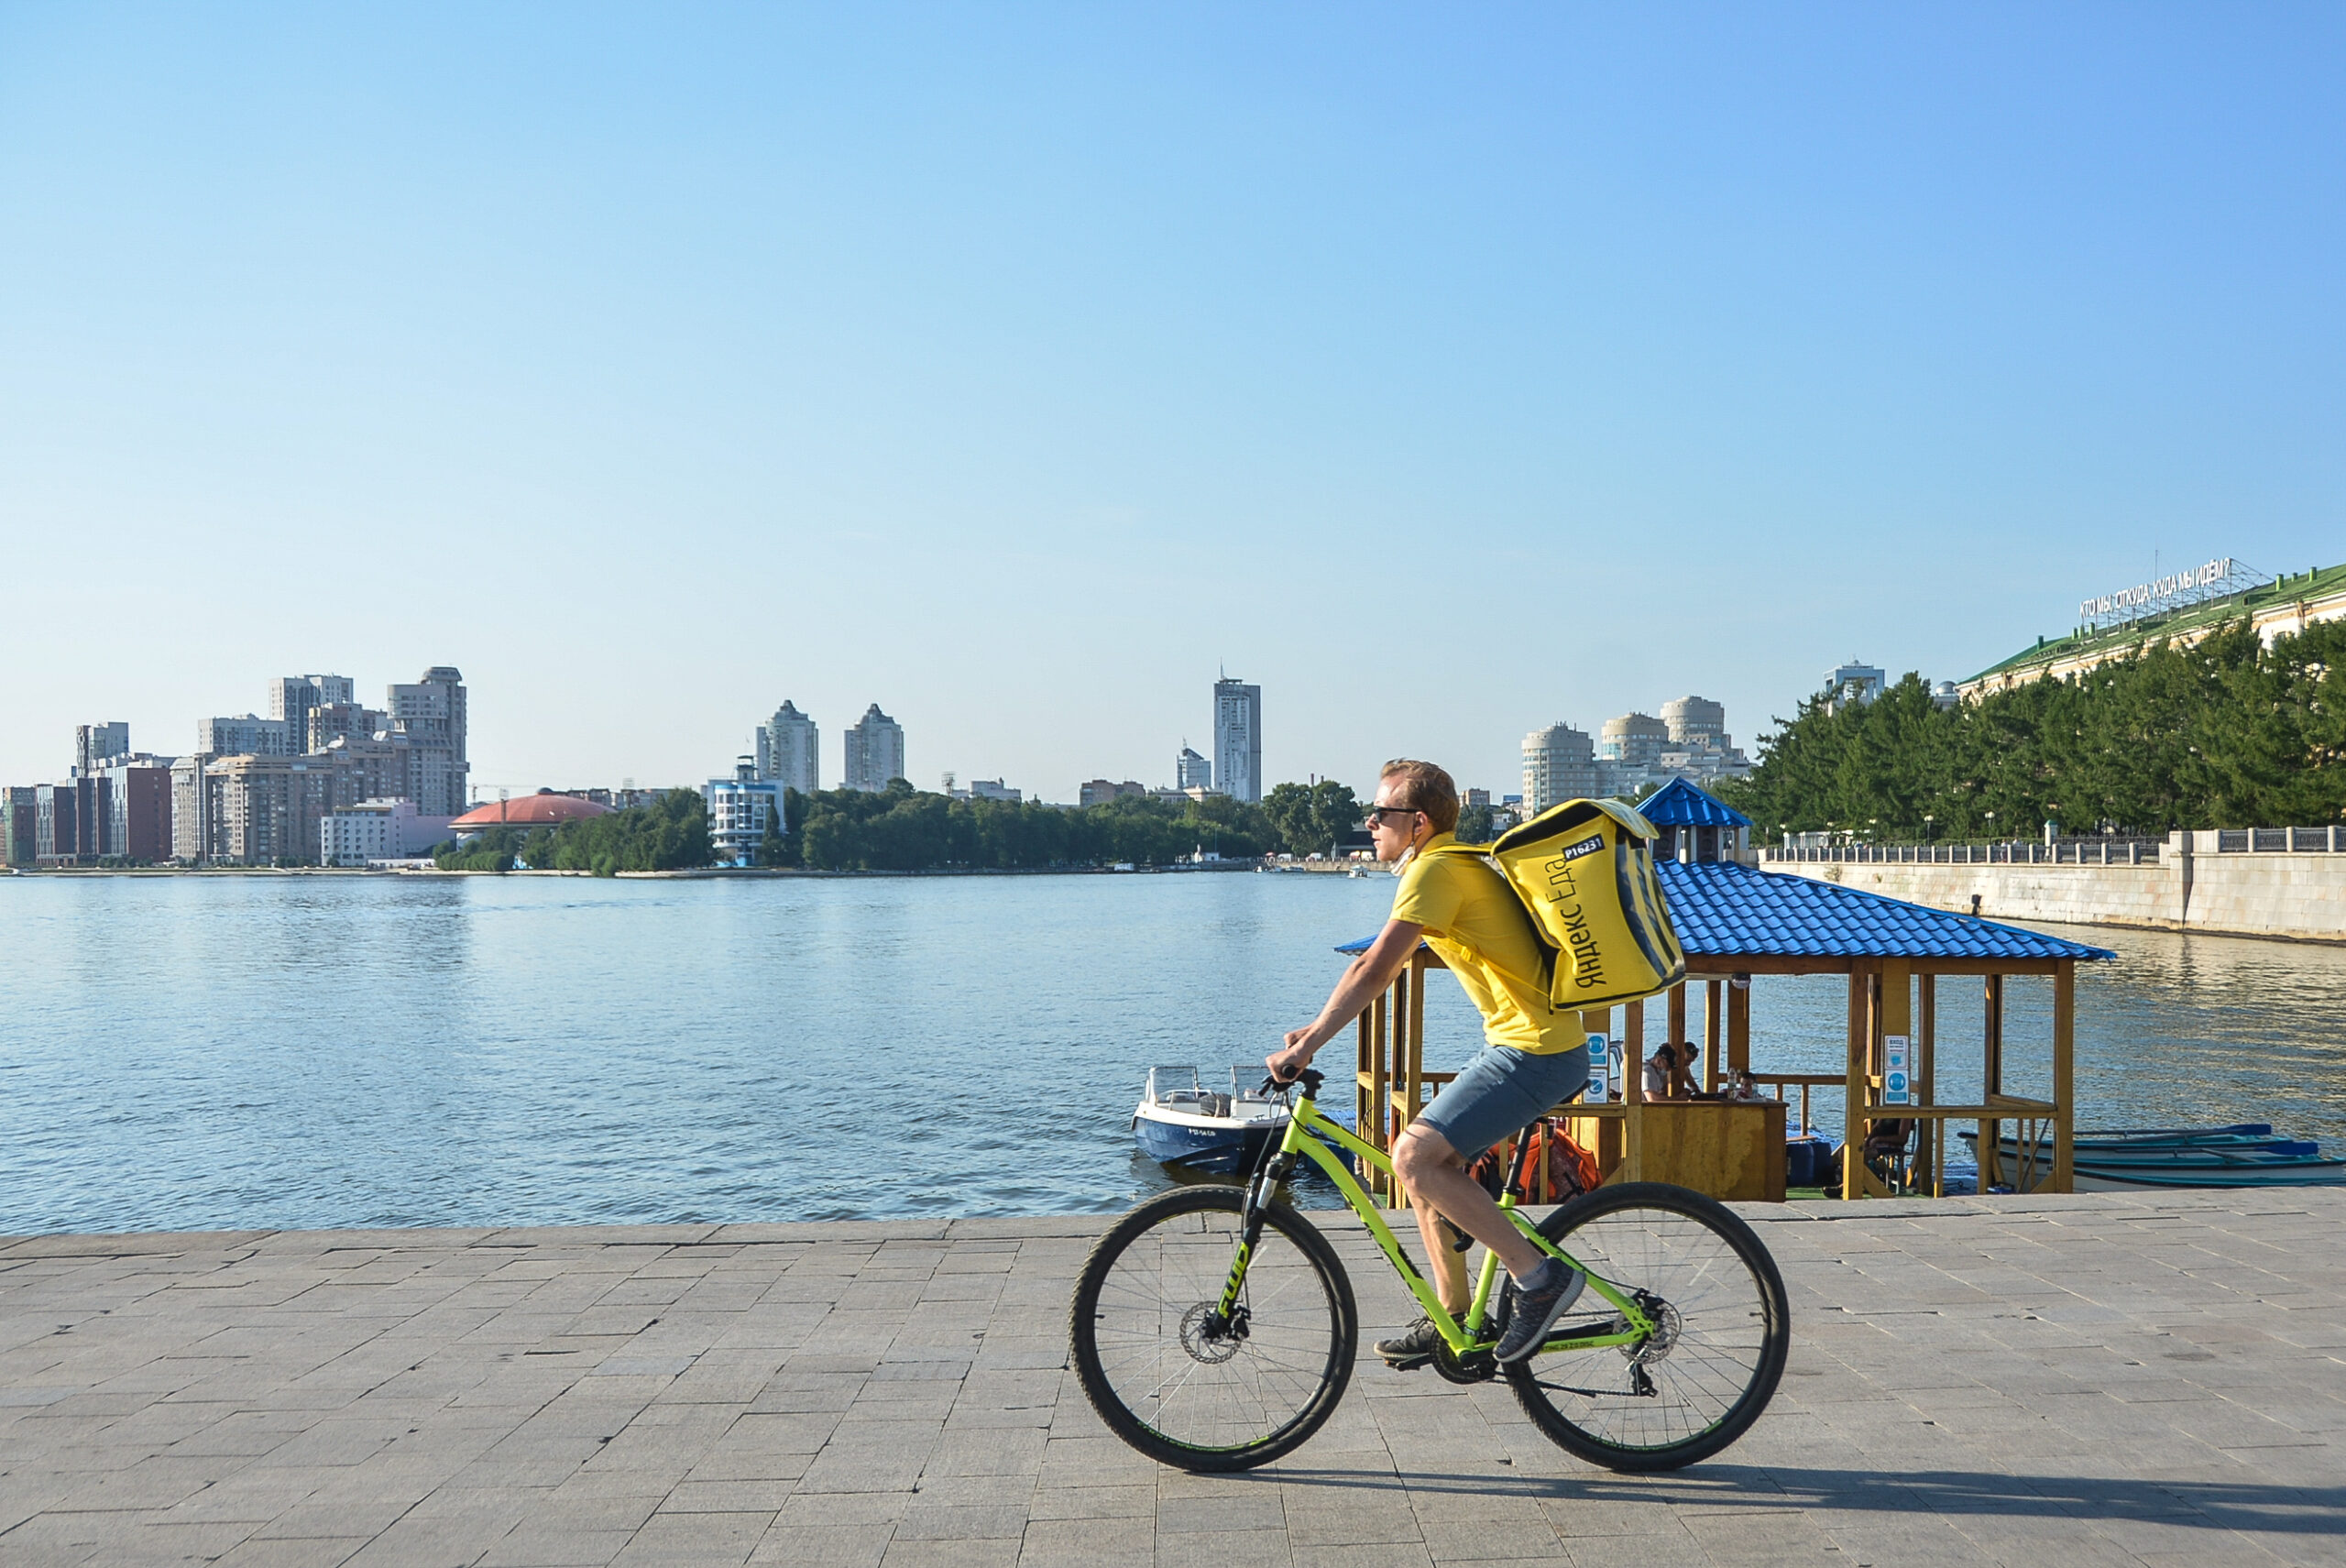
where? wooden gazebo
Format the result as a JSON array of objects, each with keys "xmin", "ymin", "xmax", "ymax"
[{"xmin": 1345, "ymin": 784, "xmax": 2113, "ymax": 1202}]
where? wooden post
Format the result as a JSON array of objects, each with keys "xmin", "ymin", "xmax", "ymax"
[
  {"xmin": 1982, "ymin": 973, "xmax": 2004, "ymax": 1191},
  {"xmin": 1667, "ymin": 982, "xmax": 1688, "ymax": 1097},
  {"xmin": 1394, "ymin": 962, "xmax": 1420, "ymax": 1208},
  {"xmin": 1728, "ymin": 979, "xmax": 1751, "ymax": 1078},
  {"xmin": 1624, "ymin": 996, "xmax": 1646, "ymax": 1182},
  {"xmin": 1355, "ymin": 1005, "xmax": 1375, "ymax": 1191},
  {"xmin": 1918, "ymin": 973, "xmax": 1938, "ymax": 1196},
  {"xmin": 1841, "ymin": 966, "xmax": 1869, "ymax": 1200},
  {"xmin": 2053, "ymin": 960, "xmax": 2075, "ymax": 1194},
  {"xmin": 1879, "ymin": 960, "xmax": 1913, "ymax": 1195},
  {"xmin": 1370, "ymin": 988, "xmax": 1390, "ymax": 1201},
  {"xmin": 1705, "ymin": 978, "xmax": 1724, "ymax": 1093}
]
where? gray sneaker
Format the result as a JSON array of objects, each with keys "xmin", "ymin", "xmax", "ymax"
[
  {"xmin": 1494, "ymin": 1260, "xmax": 1586, "ymax": 1363},
  {"xmin": 1375, "ymin": 1316, "xmax": 1441, "ymax": 1369}
]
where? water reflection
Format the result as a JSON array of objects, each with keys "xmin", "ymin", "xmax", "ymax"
[{"xmin": 0, "ymin": 875, "xmax": 2337, "ymax": 1234}]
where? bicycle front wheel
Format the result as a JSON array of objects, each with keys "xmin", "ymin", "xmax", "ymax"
[
  {"xmin": 1069, "ymin": 1184, "xmax": 1356, "ymax": 1471},
  {"xmin": 1505, "ymin": 1181, "xmax": 1790, "ymax": 1471}
]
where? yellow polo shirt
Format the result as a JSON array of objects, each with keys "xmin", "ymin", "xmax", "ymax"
[{"xmin": 1390, "ymin": 834, "xmax": 1576, "ymax": 1055}]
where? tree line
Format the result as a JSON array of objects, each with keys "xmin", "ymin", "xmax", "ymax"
[
  {"xmin": 1719, "ymin": 619, "xmax": 2346, "ymax": 839},
  {"xmin": 434, "ymin": 777, "xmax": 1372, "ymax": 874}
]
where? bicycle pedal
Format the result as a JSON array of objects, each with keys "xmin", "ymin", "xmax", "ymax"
[{"xmin": 1380, "ymin": 1352, "xmax": 1433, "ymax": 1372}]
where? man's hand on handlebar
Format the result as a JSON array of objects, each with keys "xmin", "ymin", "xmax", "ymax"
[{"xmin": 1266, "ymin": 1030, "xmax": 1317, "ymax": 1086}]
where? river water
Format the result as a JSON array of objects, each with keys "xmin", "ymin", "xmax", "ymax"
[{"xmin": 1, "ymin": 872, "xmax": 2340, "ymax": 1234}]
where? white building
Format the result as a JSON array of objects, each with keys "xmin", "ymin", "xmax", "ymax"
[
  {"xmin": 706, "ymin": 758, "xmax": 784, "ymax": 866},
  {"xmin": 1661, "ymin": 696, "xmax": 1726, "ymax": 747},
  {"xmin": 1598, "ymin": 713, "xmax": 1670, "ymax": 769},
  {"xmin": 1825, "ymin": 662, "xmax": 1886, "ymax": 714},
  {"xmin": 387, "ymin": 666, "xmax": 469, "ymax": 817},
  {"xmin": 842, "ymin": 705, "xmax": 905, "ymax": 791},
  {"xmin": 1212, "ymin": 677, "xmax": 1262, "ymax": 804},
  {"xmin": 1176, "ymin": 745, "xmax": 1213, "ymax": 792},
  {"xmin": 1521, "ymin": 722, "xmax": 1598, "ymax": 816},
  {"xmin": 757, "ymin": 701, "xmax": 821, "ymax": 795},
  {"xmin": 962, "ymin": 779, "xmax": 1021, "ymax": 804},
  {"xmin": 320, "ymin": 799, "xmax": 455, "ymax": 866}
]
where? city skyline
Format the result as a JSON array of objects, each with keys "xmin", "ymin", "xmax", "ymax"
[{"xmin": 3, "ymin": 11, "xmax": 2339, "ymax": 798}]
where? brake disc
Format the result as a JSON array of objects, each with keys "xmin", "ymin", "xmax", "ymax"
[{"xmin": 1178, "ymin": 1301, "xmax": 1244, "ymax": 1365}]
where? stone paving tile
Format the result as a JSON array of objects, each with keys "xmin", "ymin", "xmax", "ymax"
[{"xmin": 4, "ymin": 1191, "xmax": 2345, "ymax": 1565}]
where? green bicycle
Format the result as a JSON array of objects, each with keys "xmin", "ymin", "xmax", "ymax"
[{"xmin": 1070, "ymin": 1068, "xmax": 1792, "ymax": 1473}]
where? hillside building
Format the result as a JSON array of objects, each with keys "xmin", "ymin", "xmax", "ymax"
[{"xmin": 1959, "ymin": 560, "xmax": 2346, "ymax": 700}]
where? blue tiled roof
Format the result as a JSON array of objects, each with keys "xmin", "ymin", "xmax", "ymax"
[
  {"xmin": 1655, "ymin": 861, "xmax": 2110, "ymax": 959},
  {"xmin": 1338, "ymin": 861, "xmax": 2110, "ymax": 962},
  {"xmin": 1635, "ymin": 779, "xmax": 1752, "ymax": 828}
]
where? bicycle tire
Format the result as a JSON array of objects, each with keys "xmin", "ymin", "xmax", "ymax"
[
  {"xmin": 1503, "ymin": 1181, "xmax": 1790, "ymax": 1472},
  {"xmin": 1069, "ymin": 1184, "xmax": 1357, "ymax": 1472}
]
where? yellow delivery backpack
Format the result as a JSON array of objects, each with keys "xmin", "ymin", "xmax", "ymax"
[{"xmin": 1478, "ymin": 797, "xmax": 1687, "ymax": 1010}]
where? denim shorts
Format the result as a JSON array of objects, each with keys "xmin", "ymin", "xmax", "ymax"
[{"xmin": 1411, "ymin": 1043, "xmax": 1590, "ymax": 1161}]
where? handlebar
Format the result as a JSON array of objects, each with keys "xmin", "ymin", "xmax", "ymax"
[{"xmin": 1262, "ymin": 1068, "xmax": 1326, "ymax": 1098}]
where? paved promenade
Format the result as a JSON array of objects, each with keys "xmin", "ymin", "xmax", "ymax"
[{"xmin": 3, "ymin": 1191, "xmax": 2341, "ymax": 1567}]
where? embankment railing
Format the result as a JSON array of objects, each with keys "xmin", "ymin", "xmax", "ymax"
[{"xmin": 1764, "ymin": 827, "xmax": 2342, "ymax": 866}]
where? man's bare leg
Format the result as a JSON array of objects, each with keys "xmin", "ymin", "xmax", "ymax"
[
  {"xmin": 1410, "ymin": 1193, "xmax": 1469, "ymax": 1316},
  {"xmin": 1394, "ymin": 1124, "xmax": 1547, "ymax": 1283}
]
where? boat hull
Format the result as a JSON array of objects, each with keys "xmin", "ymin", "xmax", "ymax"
[{"xmin": 1133, "ymin": 1106, "xmax": 1287, "ymax": 1174}]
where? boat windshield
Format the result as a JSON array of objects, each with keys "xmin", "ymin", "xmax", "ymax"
[{"xmin": 1146, "ymin": 1066, "xmax": 1205, "ymax": 1106}]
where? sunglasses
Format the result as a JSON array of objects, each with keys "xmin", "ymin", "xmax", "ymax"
[{"xmin": 1362, "ymin": 806, "xmax": 1420, "ymax": 827}]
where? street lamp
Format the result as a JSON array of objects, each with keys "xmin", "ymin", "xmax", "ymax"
[{"xmin": 1924, "ymin": 814, "xmax": 1935, "ymax": 841}]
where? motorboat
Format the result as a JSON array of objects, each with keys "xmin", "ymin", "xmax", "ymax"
[
  {"xmin": 1133, "ymin": 1065, "xmax": 1293, "ymax": 1174},
  {"xmin": 1958, "ymin": 1124, "xmax": 2345, "ymax": 1190}
]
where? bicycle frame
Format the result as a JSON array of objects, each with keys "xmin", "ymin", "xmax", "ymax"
[{"xmin": 1223, "ymin": 1082, "xmax": 1655, "ymax": 1357}]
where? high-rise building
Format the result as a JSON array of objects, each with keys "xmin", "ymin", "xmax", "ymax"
[
  {"xmin": 74, "ymin": 722, "xmax": 130, "ymax": 775},
  {"xmin": 1825, "ymin": 662, "xmax": 1886, "ymax": 714},
  {"xmin": 842, "ymin": 705, "xmax": 905, "ymax": 792},
  {"xmin": 1660, "ymin": 696, "xmax": 1726, "ymax": 747},
  {"xmin": 1176, "ymin": 745, "xmax": 1213, "ymax": 792},
  {"xmin": 706, "ymin": 758, "xmax": 784, "ymax": 866},
  {"xmin": 1212, "ymin": 677, "xmax": 1262, "ymax": 804},
  {"xmin": 170, "ymin": 755, "xmax": 213, "ymax": 863},
  {"xmin": 197, "ymin": 715, "xmax": 291, "ymax": 756},
  {"xmin": 1598, "ymin": 713, "xmax": 1670, "ymax": 769},
  {"xmin": 0, "ymin": 787, "xmax": 35, "ymax": 868},
  {"xmin": 387, "ymin": 666, "xmax": 468, "ymax": 816},
  {"xmin": 1521, "ymin": 722, "xmax": 1598, "ymax": 816},
  {"xmin": 758, "ymin": 701, "xmax": 821, "ymax": 795},
  {"xmin": 203, "ymin": 754, "xmax": 335, "ymax": 865},
  {"xmin": 99, "ymin": 763, "xmax": 173, "ymax": 861}
]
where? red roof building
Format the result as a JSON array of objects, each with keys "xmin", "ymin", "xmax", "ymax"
[{"xmin": 448, "ymin": 791, "xmax": 615, "ymax": 834}]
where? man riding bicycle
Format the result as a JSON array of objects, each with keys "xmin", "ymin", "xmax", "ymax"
[{"xmin": 1267, "ymin": 759, "xmax": 1589, "ymax": 1367}]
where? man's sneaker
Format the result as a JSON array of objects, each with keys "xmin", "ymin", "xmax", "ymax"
[
  {"xmin": 1375, "ymin": 1316, "xmax": 1441, "ymax": 1369},
  {"xmin": 1494, "ymin": 1259, "xmax": 1586, "ymax": 1364}
]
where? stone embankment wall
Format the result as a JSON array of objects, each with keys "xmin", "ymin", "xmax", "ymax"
[{"xmin": 1763, "ymin": 835, "xmax": 2346, "ymax": 943}]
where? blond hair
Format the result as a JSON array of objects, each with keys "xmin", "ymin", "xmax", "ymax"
[{"xmin": 1378, "ymin": 759, "xmax": 1459, "ymax": 834}]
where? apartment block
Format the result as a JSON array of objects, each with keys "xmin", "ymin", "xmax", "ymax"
[
  {"xmin": 0, "ymin": 787, "xmax": 35, "ymax": 867},
  {"xmin": 757, "ymin": 701, "xmax": 821, "ymax": 795},
  {"xmin": 387, "ymin": 666, "xmax": 468, "ymax": 816},
  {"xmin": 843, "ymin": 705, "xmax": 904, "ymax": 792}
]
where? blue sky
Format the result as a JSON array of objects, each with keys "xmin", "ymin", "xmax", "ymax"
[{"xmin": 3, "ymin": 5, "xmax": 2339, "ymax": 802}]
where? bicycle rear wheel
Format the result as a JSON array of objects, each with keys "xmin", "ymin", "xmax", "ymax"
[
  {"xmin": 1504, "ymin": 1181, "xmax": 1790, "ymax": 1471},
  {"xmin": 1069, "ymin": 1185, "xmax": 1356, "ymax": 1471}
]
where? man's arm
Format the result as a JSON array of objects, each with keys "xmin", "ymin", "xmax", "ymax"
[{"xmin": 1267, "ymin": 917, "xmax": 1425, "ymax": 1081}]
